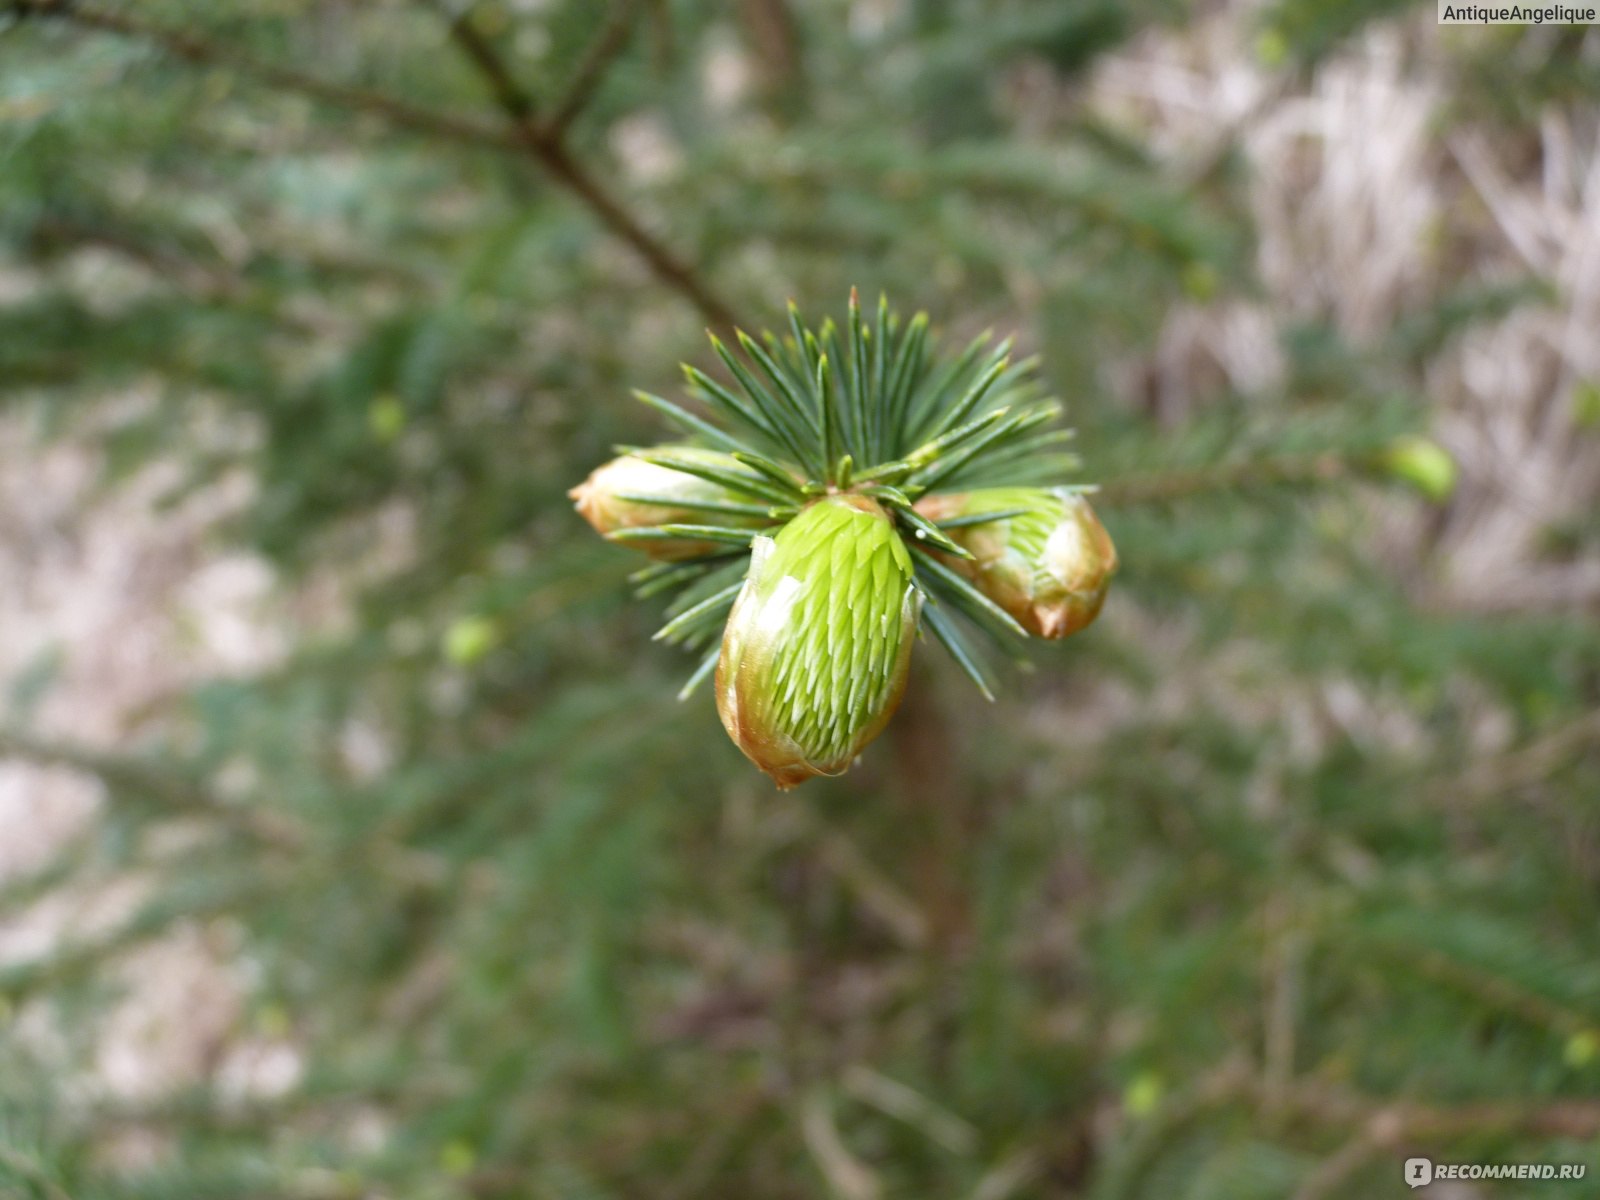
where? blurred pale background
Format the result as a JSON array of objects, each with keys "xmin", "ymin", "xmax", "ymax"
[{"xmin": 1, "ymin": 1, "xmax": 1598, "ymax": 1198}]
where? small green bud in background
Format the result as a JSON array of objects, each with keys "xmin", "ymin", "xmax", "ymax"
[
  {"xmin": 1181, "ymin": 261, "xmax": 1220, "ymax": 303},
  {"xmin": 1123, "ymin": 1071, "xmax": 1164, "ymax": 1117},
  {"xmin": 439, "ymin": 1140, "xmax": 477, "ymax": 1176},
  {"xmin": 717, "ymin": 496, "xmax": 920, "ymax": 790},
  {"xmin": 917, "ymin": 488, "xmax": 1118, "ymax": 640},
  {"xmin": 253, "ymin": 1003, "xmax": 292, "ymax": 1038},
  {"xmin": 368, "ymin": 393, "xmax": 407, "ymax": 442},
  {"xmin": 1565, "ymin": 1030, "xmax": 1599, "ymax": 1069},
  {"xmin": 1254, "ymin": 27, "xmax": 1289, "ymax": 67},
  {"xmin": 569, "ymin": 446, "xmax": 769, "ymax": 561},
  {"xmin": 1572, "ymin": 380, "xmax": 1600, "ymax": 428},
  {"xmin": 1382, "ymin": 436, "xmax": 1458, "ymax": 502},
  {"xmin": 443, "ymin": 615, "xmax": 498, "ymax": 666}
]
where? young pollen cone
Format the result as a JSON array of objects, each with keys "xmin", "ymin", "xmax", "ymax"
[
  {"xmin": 716, "ymin": 495, "xmax": 921, "ymax": 790},
  {"xmin": 569, "ymin": 446, "xmax": 769, "ymax": 561},
  {"xmin": 915, "ymin": 487, "xmax": 1117, "ymax": 639}
]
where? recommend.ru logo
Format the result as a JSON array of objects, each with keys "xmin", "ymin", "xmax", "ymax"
[{"xmin": 1405, "ymin": 1157, "xmax": 1588, "ymax": 1187}]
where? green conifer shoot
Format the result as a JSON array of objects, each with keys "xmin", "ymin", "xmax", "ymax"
[{"xmin": 572, "ymin": 291, "xmax": 1116, "ymax": 785}]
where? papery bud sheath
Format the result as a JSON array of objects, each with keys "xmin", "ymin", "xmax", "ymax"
[
  {"xmin": 916, "ymin": 488, "xmax": 1117, "ymax": 639},
  {"xmin": 569, "ymin": 446, "xmax": 766, "ymax": 560}
]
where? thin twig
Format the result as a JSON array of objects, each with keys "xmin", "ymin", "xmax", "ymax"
[
  {"xmin": 9, "ymin": 0, "xmax": 517, "ymax": 149},
  {"xmin": 32, "ymin": 215, "xmax": 247, "ymax": 301},
  {"xmin": 27, "ymin": 214, "xmax": 345, "ymax": 334},
  {"xmin": 839, "ymin": 1065, "xmax": 977, "ymax": 1154},
  {"xmin": 800, "ymin": 1091, "xmax": 882, "ymax": 1200},
  {"xmin": 423, "ymin": 0, "xmax": 737, "ymax": 328},
  {"xmin": 1239, "ymin": 1071, "xmax": 1600, "ymax": 1142},
  {"xmin": 1290, "ymin": 1128, "xmax": 1389, "ymax": 1200},
  {"xmin": 0, "ymin": 879, "xmax": 268, "ymax": 1005},
  {"xmin": 11, "ymin": 0, "xmax": 739, "ymax": 329},
  {"xmin": 423, "ymin": 0, "xmax": 540, "ymax": 127},
  {"xmin": 0, "ymin": 727, "xmax": 306, "ymax": 849},
  {"xmin": 1177, "ymin": 75, "xmax": 1293, "ymax": 191},
  {"xmin": 1114, "ymin": 1058, "xmax": 1600, "ymax": 1198},
  {"xmin": 813, "ymin": 829, "xmax": 929, "ymax": 948},
  {"xmin": 1, "ymin": 728, "xmax": 456, "ymax": 892},
  {"xmin": 1428, "ymin": 708, "xmax": 1600, "ymax": 803},
  {"xmin": 1096, "ymin": 452, "xmax": 1353, "ymax": 505},
  {"xmin": 0, "ymin": 1147, "xmax": 73, "ymax": 1200},
  {"xmin": 1261, "ymin": 896, "xmax": 1304, "ymax": 1105},
  {"xmin": 969, "ymin": 1147, "xmax": 1045, "ymax": 1200},
  {"xmin": 544, "ymin": 0, "xmax": 641, "ymax": 141}
]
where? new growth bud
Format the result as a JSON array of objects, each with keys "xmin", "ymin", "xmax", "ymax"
[
  {"xmin": 1381, "ymin": 436, "xmax": 1458, "ymax": 502},
  {"xmin": 916, "ymin": 488, "xmax": 1117, "ymax": 639},
  {"xmin": 716, "ymin": 495, "xmax": 921, "ymax": 789},
  {"xmin": 569, "ymin": 446, "xmax": 768, "ymax": 560}
]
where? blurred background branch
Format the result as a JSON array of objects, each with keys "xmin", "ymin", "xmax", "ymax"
[{"xmin": 11, "ymin": 0, "xmax": 738, "ymax": 327}]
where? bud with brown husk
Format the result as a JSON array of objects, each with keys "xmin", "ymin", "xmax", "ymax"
[
  {"xmin": 716, "ymin": 495, "xmax": 921, "ymax": 789},
  {"xmin": 915, "ymin": 487, "xmax": 1117, "ymax": 639},
  {"xmin": 569, "ymin": 446, "xmax": 779, "ymax": 560}
]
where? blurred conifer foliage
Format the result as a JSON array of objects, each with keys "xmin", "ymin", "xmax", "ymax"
[{"xmin": 2, "ymin": 1, "xmax": 1599, "ymax": 1197}]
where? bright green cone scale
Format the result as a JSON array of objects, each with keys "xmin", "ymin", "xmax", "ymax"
[
  {"xmin": 916, "ymin": 487, "xmax": 1118, "ymax": 639},
  {"xmin": 716, "ymin": 495, "xmax": 920, "ymax": 789}
]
